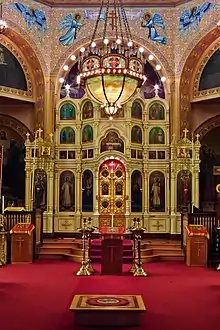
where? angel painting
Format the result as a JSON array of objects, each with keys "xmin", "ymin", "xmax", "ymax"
[
  {"xmin": 179, "ymin": 2, "xmax": 218, "ymax": 37},
  {"xmin": 59, "ymin": 13, "xmax": 84, "ymax": 46},
  {"xmin": 141, "ymin": 12, "xmax": 167, "ymax": 45},
  {"xmin": 13, "ymin": 3, "xmax": 47, "ymax": 42}
]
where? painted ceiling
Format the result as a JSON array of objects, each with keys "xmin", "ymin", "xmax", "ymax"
[{"xmin": 36, "ymin": 0, "xmax": 187, "ymax": 7}]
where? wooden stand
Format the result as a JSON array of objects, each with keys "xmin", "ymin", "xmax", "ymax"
[
  {"xmin": 10, "ymin": 223, "xmax": 35, "ymax": 264},
  {"xmin": 101, "ymin": 227, "xmax": 124, "ymax": 275},
  {"xmin": 186, "ymin": 225, "xmax": 209, "ymax": 267}
]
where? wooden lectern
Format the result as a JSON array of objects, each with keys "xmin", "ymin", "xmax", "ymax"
[
  {"xmin": 101, "ymin": 227, "xmax": 124, "ymax": 275},
  {"xmin": 10, "ymin": 223, "xmax": 35, "ymax": 264},
  {"xmin": 186, "ymin": 225, "xmax": 209, "ymax": 267}
]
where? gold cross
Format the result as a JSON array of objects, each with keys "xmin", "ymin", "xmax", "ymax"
[
  {"xmin": 194, "ymin": 240, "xmax": 202, "ymax": 257},
  {"xmin": 183, "ymin": 128, "xmax": 189, "ymax": 139},
  {"xmin": 37, "ymin": 127, "xmax": 43, "ymax": 139},
  {"xmin": 16, "ymin": 236, "xmax": 24, "ymax": 253}
]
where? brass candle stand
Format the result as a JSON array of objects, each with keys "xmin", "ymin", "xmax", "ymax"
[
  {"xmin": 0, "ymin": 214, "xmax": 6, "ymax": 267},
  {"xmin": 132, "ymin": 218, "xmax": 147, "ymax": 277},
  {"xmin": 86, "ymin": 217, "xmax": 97, "ymax": 274},
  {"xmin": 128, "ymin": 218, "xmax": 138, "ymax": 273},
  {"xmin": 76, "ymin": 218, "xmax": 91, "ymax": 276}
]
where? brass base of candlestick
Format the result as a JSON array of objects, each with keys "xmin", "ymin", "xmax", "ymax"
[
  {"xmin": 133, "ymin": 265, "xmax": 148, "ymax": 277},
  {"xmin": 217, "ymin": 263, "xmax": 220, "ymax": 271},
  {"xmin": 86, "ymin": 261, "xmax": 96, "ymax": 274},
  {"xmin": 129, "ymin": 261, "xmax": 138, "ymax": 273},
  {"xmin": 76, "ymin": 262, "xmax": 91, "ymax": 276}
]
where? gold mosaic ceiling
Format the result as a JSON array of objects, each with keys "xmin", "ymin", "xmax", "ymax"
[{"xmin": 37, "ymin": 0, "xmax": 187, "ymax": 7}]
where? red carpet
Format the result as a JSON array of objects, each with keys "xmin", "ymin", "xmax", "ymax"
[{"xmin": 0, "ymin": 260, "xmax": 220, "ymax": 330}]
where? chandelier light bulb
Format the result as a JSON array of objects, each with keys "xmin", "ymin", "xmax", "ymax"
[
  {"xmin": 80, "ymin": 47, "xmax": 85, "ymax": 53},
  {"xmin": 161, "ymin": 76, "xmax": 166, "ymax": 82},
  {"xmin": 59, "ymin": 77, "xmax": 65, "ymax": 83},
  {"xmin": 217, "ymin": 20, "xmax": 220, "ymax": 27},
  {"xmin": 63, "ymin": 65, "xmax": 69, "ymax": 71},
  {"xmin": 139, "ymin": 47, "xmax": 144, "ymax": 53},
  {"xmin": 76, "ymin": 75, "xmax": 81, "ymax": 84},
  {"xmin": 148, "ymin": 54, "xmax": 154, "ymax": 61},
  {"xmin": 70, "ymin": 55, "xmax": 76, "ymax": 61},
  {"xmin": 65, "ymin": 84, "xmax": 71, "ymax": 90},
  {"xmin": 116, "ymin": 38, "xmax": 122, "ymax": 44},
  {"xmin": 103, "ymin": 38, "xmax": 109, "ymax": 45},
  {"xmin": 154, "ymin": 84, "xmax": 159, "ymax": 90},
  {"xmin": 91, "ymin": 41, "xmax": 96, "ymax": 47},
  {"xmin": 156, "ymin": 64, "xmax": 161, "ymax": 71},
  {"xmin": 0, "ymin": 19, "xmax": 7, "ymax": 34},
  {"xmin": 127, "ymin": 41, "xmax": 133, "ymax": 47}
]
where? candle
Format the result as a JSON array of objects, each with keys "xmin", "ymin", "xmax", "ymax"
[
  {"xmin": 2, "ymin": 195, "xmax": 4, "ymax": 214},
  {"xmin": 111, "ymin": 213, "xmax": 114, "ymax": 227}
]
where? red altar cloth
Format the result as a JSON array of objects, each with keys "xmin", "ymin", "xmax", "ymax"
[
  {"xmin": 10, "ymin": 223, "xmax": 35, "ymax": 236},
  {"xmin": 101, "ymin": 227, "xmax": 125, "ymax": 235},
  {"xmin": 185, "ymin": 225, "xmax": 209, "ymax": 239}
]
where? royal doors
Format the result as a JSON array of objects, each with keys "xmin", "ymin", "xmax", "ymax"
[{"xmin": 98, "ymin": 160, "xmax": 126, "ymax": 227}]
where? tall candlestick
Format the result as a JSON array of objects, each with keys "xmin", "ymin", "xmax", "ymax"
[{"xmin": 2, "ymin": 195, "xmax": 4, "ymax": 214}]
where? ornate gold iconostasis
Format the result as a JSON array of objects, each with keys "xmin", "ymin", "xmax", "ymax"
[{"xmin": 23, "ymin": 84, "xmax": 201, "ymax": 236}]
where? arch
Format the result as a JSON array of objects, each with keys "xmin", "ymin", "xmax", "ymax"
[
  {"xmin": 149, "ymin": 127, "xmax": 165, "ymax": 144},
  {"xmin": 59, "ymin": 101, "xmax": 76, "ymax": 120},
  {"xmin": 100, "ymin": 130, "xmax": 124, "ymax": 153},
  {"xmin": 179, "ymin": 26, "xmax": 219, "ymax": 133},
  {"xmin": 0, "ymin": 28, "xmax": 45, "ymax": 130},
  {"xmin": 53, "ymin": 36, "xmax": 170, "ymax": 99},
  {"xmin": 82, "ymin": 169, "xmax": 93, "ymax": 212},
  {"xmin": 82, "ymin": 124, "xmax": 93, "ymax": 143},
  {"xmin": 194, "ymin": 115, "xmax": 220, "ymax": 139},
  {"xmin": 149, "ymin": 170, "xmax": 165, "ymax": 212},
  {"xmin": 0, "ymin": 114, "xmax": 33, "ymax": 141},
  {"xmin": 131, "ymin": 125, "xmax": 142, "ymax": 144},
  {"xmin": 148, "ymin": 101, "xmax": 166, "ymax": 120},
  {"xmin": 97, "ymin": 155, "xmax": 128, "ymax": 172},
  {"xmin": 60, "ymin": 127, "xmax": 75, "ymax": 144},
  {"xmin": 131, "ymin": 100, "xmax": 143, "ymax": 119},
  {"xmin": 59, "ymin": 170, "xmax": 75, "ymax": 212},
  {"xmin": 131, "ymin": 170, "xmax": 142, "ymax": 213},
  {"xmin": 82, "ymin": 100, "xmax": 94, "ymax": 120}
]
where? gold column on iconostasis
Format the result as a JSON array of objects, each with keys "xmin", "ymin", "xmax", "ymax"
[
  {"xmin": 168, "ymin": 77, "xmax": 180, "ymax": 139},
  {"xmin": 44, "ymin": 76, "xmax": 56, "ymax": 136}
]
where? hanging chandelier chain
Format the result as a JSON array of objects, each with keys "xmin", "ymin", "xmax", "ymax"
[
  {"xmin": 103, "ymin": 0, "xmax": 110, "ymax": 40},
  {"xmin": 113, "ymin": 0, "xmax": 118, "ymax": 39},
  {"xmin": 91, "ymin": 0, "xmax": 105, "ymax": 42},
  {"xmin": 119, "ymin": 0, "xmax": 133, "ymax": 42},
  {"xmin": 117, "ymin": 6, "xmax": 124, "ymax": 42}
]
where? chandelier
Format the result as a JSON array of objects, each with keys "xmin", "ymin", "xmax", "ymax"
[
  {"xmin": 0, "ymin": 2, "xmax": 7, "ymax": 34},
  {"xmin": 77, "ymin": 0, "xmax": 146, "ymax": 119}
]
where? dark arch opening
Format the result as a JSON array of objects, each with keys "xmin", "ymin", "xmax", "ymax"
[
  {"xmin": 199, "ymin": 49, "xmax": 220, "ymax": 91},
  {"xmin": 0, "ymin": 44, "xmax": 27, "ymax": 91},
  {"xmin": 199, "ymin": 126, "xmax": 220, "ymax": 210}
]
